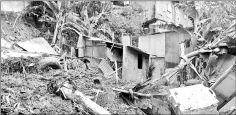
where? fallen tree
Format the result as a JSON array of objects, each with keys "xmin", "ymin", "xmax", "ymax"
[{"xmin": 47, "ymin": 79, "xmax": 111, "ymax": 115}]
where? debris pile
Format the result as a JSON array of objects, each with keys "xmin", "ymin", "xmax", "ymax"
[
  {"xmin": 1, "ymin": 58, "xmax": 152, "ymax": 114},
  {"xmin": 1, "ymin": 1, "xmax": 236, "ymax": 115}
]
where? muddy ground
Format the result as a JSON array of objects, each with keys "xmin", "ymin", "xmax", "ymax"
[
  {"xmin": 1, "ymin": 11, "xmax": 234, "ymax": 115},
  {"xmin": 1, "ymin": 12, "xmax": 173, "ymax": 115},
  {"xmin": 1, "ymin": 57, "xmax": 159, "ymax": 115},
  {"xmin": 1, "ymin": 12, "xmax": 144, "ymax": 114},
  {"xmin": 1, "ymin": 12, "xmax": 41, "ymax": 42}
]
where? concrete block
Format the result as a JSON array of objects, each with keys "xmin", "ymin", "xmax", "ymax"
[{"xmin": 169, "ymin": 84, "xmax": 219, "ymax": 114}]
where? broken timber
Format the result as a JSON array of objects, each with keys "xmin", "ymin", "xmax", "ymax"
[
  {"xmin": 133, "ymin": 48, "xmax": 216, "ymax": 92},
  {"xmin": 53, "ymin": 81, "xmax": 111, "ymax": 115},
  {"xmin": 112, "ymin": 88, "xmax": 168, "ymax": 98}
]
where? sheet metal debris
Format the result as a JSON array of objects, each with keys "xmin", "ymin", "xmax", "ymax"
[
  {"xmin": 98, "ymin": 59, "xmax": 115, "ymax": 78},
  {"xmin": 17, "ymin": 37, "xmax": 58, "ymax": 55}
]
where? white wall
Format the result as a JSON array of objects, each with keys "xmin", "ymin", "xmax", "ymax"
[
  {"xmin": 138, "ymin": 33, "xmax": 166, "ymax": 57},
  {"xmin": 1, "ymin": 1, "xmax": 29, "ymax": 12}
]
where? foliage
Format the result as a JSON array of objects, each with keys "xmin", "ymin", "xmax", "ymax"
[
  {"xmin": 174, "ymin": 1, "xmax": 236, "ymax": 50},
  {"xmin": 21, "ymin": 1, "xmax": 145, "ymax": 45},
  {"xmin": 108, "ymin": 3, "xmax": 145, "ymax": 36},
  {"xmin": 1, "ymin": 57, "xmax": 41, "ymax": 74}
]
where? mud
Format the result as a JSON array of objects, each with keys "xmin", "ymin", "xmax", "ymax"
[{"xmin": 1, "ymin": 12, "xmax": 41, "ymax": 42}]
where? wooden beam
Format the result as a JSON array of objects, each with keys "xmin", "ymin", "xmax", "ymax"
[
  {"xmin": 112, "ymin": 88, "xmax": 168, "ymax": 98},
  {"xmin": 60, "ymin": 83, "xmax": 111, "ymax": 115},
  {"xmin": 115, "ymin": 61, "xmax": 119, "ymax": 84},
  {"xmin": 210, "ymin": 64, "xmax": 235, "ymax": 90}
]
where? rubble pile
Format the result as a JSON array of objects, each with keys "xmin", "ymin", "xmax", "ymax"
[
  {"xmin": 1, "ymin": 58, "xmax": 153, "ymax": 114},
  {"xmin": 1, "ymin": 2, "xmax": 236, "ymax": 115},
  {"xmin": 1, "ymin": 57, "xmax": 41, "ymax": 74}
]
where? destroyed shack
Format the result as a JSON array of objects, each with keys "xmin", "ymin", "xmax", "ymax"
[
  {"xmin": 84, "ymin": 37, "xmax": 107, "ymax": 59},
  {"xmin": 105, "ymin": 36, "xmax": 150, "ymax": 83},
  {"xmin": 2, "ymin": 1, "xmax": 236, "ymax": 115},
  {"xmin": 64, "ymin": 35, "xmax": 108, "ymax": 59},
  {"xmin": 138, "ymin": 31, "xmax": 193, "ymax": 79}
]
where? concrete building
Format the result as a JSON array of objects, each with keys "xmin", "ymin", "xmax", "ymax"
[
  {"xmin": 105, "ymin": 36, "xmax": 150, "ymax": 83},
  {"xmin": 132, "ymin": 1, "xmax": 193, "ymax": 33},
  {"xmin": 84, "ymin": 37, "xmax": 108, "ymax": 59},
  {"xmin": 138, "ymin": 31, "xmax": 193, "ymax": 79}
]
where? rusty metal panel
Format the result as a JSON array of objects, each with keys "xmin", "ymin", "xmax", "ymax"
[{"xmin": 98, "ymin": 59, "xmax": 114, "ymax": 78}]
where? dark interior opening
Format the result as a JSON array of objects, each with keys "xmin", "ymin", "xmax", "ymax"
[{"xmin": 138, "ymin": 54, "xmax": 143, "ymax": 69}]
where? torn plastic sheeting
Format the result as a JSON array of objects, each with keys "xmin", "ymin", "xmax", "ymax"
[{"xmin": 16, "ymin": 37, "xmax": 58, "ymax": 55}]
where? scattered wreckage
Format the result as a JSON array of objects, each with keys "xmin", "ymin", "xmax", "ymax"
[{"xmin": 1, "ymin": 20, "xmax": 236, "ymax": 115}]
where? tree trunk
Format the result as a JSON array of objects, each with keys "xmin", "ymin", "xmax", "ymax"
[
  {"xmin": 77, "ymin": 34, "xmax": 85, "ymax": 58},
  {"xmin": 59, "ymin": 85, "xmax": 111, "ymax": 115},
  {"xmin": 52, "ymin": 13, "xmax": 61, "ymax": 45}
]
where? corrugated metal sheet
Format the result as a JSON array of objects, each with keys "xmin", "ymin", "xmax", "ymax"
[
  {"xmin": 98, "ymin": 59, "xmax": 114, "ymax": 78},
  {"xmin": 17, "ymin": 37, "xmax": 58, "ymax": 55}
]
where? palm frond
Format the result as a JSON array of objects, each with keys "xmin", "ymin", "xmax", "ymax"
[{"xmin": 42, "ymin": 1, "xmax": 60, "ymax": 15}]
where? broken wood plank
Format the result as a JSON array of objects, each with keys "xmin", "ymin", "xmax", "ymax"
[
  {"xmin": 112, "ymin": 88, "xmax": 168, "ymax": 98},
  {"xmin": 115, "ymin": 61, "xmax": 119, "ymax": 84},
  {"xmin": 59, "ymin": 82, "xmax": 111, "ymax": 115},
  {"xmin": 210, "ymin": 64, "xmax": 235, "ymax": 90},
  {"xmin": 108, "ymin": 67, "xmax": 122, "ymax": 76},
  {"xmin": 133, "ymin": 50, "xmax": 200, "ymax": 92}
]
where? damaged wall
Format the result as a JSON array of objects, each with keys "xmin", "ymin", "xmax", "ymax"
[
  {"xmin": 165, "ymin": 32, "xmax": 181, "ymax": 67},
  {"xmin": 84, "ymin": 40, "xmax": 107, "ymax": 59},
  {"xmin": 122, "ymin": 46, "xmax": 149, "ymax": 83},
  {"xmin": 150, "ymin": 57, "xmax": 165, "ymax": 80},
  {"xmin": 138, "ymin": 31, "xmax": 193, "ymax": 78},
  {"xmin": 138, "ymin": 33, "xmax": 165, "ymax": 57},
  {"xmin": 106, "ymin": 48, "xmax": 123, "ymax": 62},
  {"xmin": 165, "ymin": 31, "xmax": 192, "ymax": 68}
]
